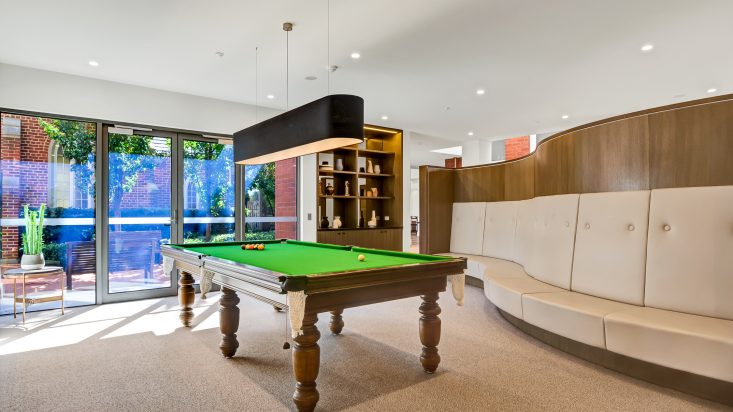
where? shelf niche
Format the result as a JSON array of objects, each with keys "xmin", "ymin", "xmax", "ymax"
[{"xmin": 317, "ymin": 124, "xmax": 403, "ymax": 250}]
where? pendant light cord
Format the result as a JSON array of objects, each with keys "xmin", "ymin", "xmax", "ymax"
[
  {"xmin": 255, "ymin": 46, "xmax": 259, "ymax": 123},
  {"xmin": 327, "ymin": 0, "xmax": 331, "ymax": 95},
  {"xmin": 286, "ymin": 28, "xmax": 290, "ymax": 111}
]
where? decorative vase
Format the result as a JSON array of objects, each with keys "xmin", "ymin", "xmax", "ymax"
[
  {"xmin": 344, "ymin": 181, "xmax": 350, "ymax": 196},
  {"xmin": 325, "ymin": 183, "xmax": 335, "ymax": 195},
  {"xmin": 374, "ymin": 164, "xmax": 381, "ymax": 174},
  {"xmin": 371, "ymin": 187, "xmax": 379, "ymax": 197},
  {"xmin": 333, "ymin": 216, "xmax": 342, "ymax": 229},
  {"xmin": 367, "ymin": 160, "xmax": 374, "ymax": 174},
  {"xmin": 320, "ymin": 216, "xmax": 330, "ymax": 229},
  {"xmin": 335, "ymin": 158, "xmax": 344, "ymax": 171},
  {"xmin": 359, "ymin": 210, "xmax": 365, "ymax": 228},
  {"xmin": 368, "ymin": 210, "xmax": 377, "ymax": 228},
  {"xmin": 21, "ymin": 253, "xmax": 45, "ymax": 270}
]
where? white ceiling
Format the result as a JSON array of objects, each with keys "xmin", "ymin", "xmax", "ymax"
[{"xmin": 1, "ymin": 0, "xmax": 731, "ymax": 144}]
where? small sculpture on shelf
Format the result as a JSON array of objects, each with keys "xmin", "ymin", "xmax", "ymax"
[
  {"xmin": 320, "ymin": 215, "xmax": 330, "ymax": 228},
  {"xmin": 367, "ymin": 210, "xmax": 377, "ymax": 228},
  {"xmin": 325, "ymin": 183, "xmax": 335, "ymax": 195},
  {"xmin": 359, "ymin": 210, "xmax": 365, "ymax": 228},
  {"xmin": 335, "ymin": 158, "xmax": 344, "ymax": 171},
  {"xmin": 359, "ymin": 166, "xmax": 366, "ymax": 173},
  {"xmin": 344, "ymin": 181, "xmax": 350, "ymax": 196},
  {"xmin": 332, "ymin": 216, "xmax": 342, "ymax": 229},
  {"xmin": 367, "ymin": 159, "xmax": 374, "ymax": 174},
  {"xmin": 374, "ymin": 164, "xmax": 381, "ymax": 174},
  {"xmin": 371, "ymin": 187, "xmax": 379, "ymax": 197}
]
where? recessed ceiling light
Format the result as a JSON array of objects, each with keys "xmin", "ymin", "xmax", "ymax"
[
  {"xmin": 267, "ymin": 94, "xmax": 274, "ymax": 99},
  {"xmin": 707, "ymin": 88, "xmax": 717, "ymax": 93},
  {"xmin": 561, "ymin": 115, "xmax": 569, "ymax": 119},
  {"xmin": 215, "ymin": 51, "xmax": 224, "ymax": 57},
  {"xmin": 305, "ymin": 76, "xmax": 317, "ymax": 80},
  {"xmin": 381, "ymin": 115, "xmax": 389, "ymax": 120},
  {"xmin": 467, "ymin": 132, "xmax": 474, "ymax": 136},
  {"xmin": 88, "ymin": 60, "xmax": 99, "ymax": 67},
  {"xmin": 351, "ymin": 52, "xmax": 361, "ymax": 59},
  {"xmin": 641, "ymin": 44, "xmax": 654, "ymax": 52},
  {"xmin": 476, "ymin": 89, "xmax": 485, "ymax": 95}
]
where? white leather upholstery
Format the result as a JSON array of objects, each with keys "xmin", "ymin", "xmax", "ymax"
[
  {"xmin": 523, "ymin": 194, "xmax": 579, "ymax": 289},
  {"xmin": 522, "ymin": 292, "xmax": 637, "ymax": 348},
  {"xmin": 486, "ymin": 276, "xmax": 563, "ymax": 319},
  {"xmin": 450, "ymin": 202, "xmax": 486, "ymax": 256},
  {"xmin": 441, "ymin": 253, "xmax": 485, "ymax": 279},
  {"xmin": 442, "ymin": 253, "xmax": 526, "ymax": 280},
  {"xmin": 571, "ymin": 191, "xmax": 650, "ymax": 305},
  {"xmin": 606, "ymin": 307, "xmax": 733, "ymax": 382},
  {"xmin": 483, "ymin": 201, "xmax": 519, "ymax": 261},
  {"xmin": 645, "ymin": 186, "xmax": 733, "ymax": 320},
  {"xmin": 511, "ymin": 199, "xmax": 535, "ymax": 266}
]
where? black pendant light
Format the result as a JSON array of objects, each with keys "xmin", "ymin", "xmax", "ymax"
[
  {"xmin": 234, "ymin": 19, "xmax": 364, "ymax": 165},
  {"xmin": 234, "ymin": 94, "xmax": 363, "ymax": 165}
]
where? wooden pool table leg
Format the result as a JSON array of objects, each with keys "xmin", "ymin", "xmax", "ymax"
[
  {"xmin": 329, "ymin": 308, "xmax": 344, "ymax": 335},
  {"xmin": 178, "ymin": 271, "xmax": 195, "ymax": 327},
  {"xmin": 292, "ymin": 312, "xmax": 320, "ymax": 412},
  {"xmin": 219, "ymin": 287, "xmax": 240, "ymax": 358},
  {"xmin": 419, "ymin": 292, "xmax": 442, "ymax": 373}
]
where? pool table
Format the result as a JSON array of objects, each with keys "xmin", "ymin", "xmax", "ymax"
[{"xmin": 161, "ymin": 239, "xmax": 467, "ymax": 412}]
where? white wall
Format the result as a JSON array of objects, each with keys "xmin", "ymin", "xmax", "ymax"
[
  {"xmin": 0, "ymin": 63, "xmax": 280, "ymax": 135},
  {"xmin": 460, "ymin": 139, "xmax": 493, "ymax": 167},
  {"xmin": 298, "ymin": 154, "xmax": 318, "ymax": 241}
]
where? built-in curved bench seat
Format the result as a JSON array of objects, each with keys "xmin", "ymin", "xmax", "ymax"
[{"xmin": 444, "ymin": 186, "xmax": 733, "ymax": 404}]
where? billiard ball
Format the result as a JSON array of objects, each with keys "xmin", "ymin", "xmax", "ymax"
[
  {"xmin": 358, "ymin": 254, "xmax": 365, "ymax": 261},
  {"xmin": 258, "ymin": 244, "xmax": 265, "ymax": 250},
  {"xmin": 246, "ymin": 244, "xmax": 253, "ymax": 250},
  {"xmin": 241, "ymin": 244, "xmax": 247, "ymax": 250}
]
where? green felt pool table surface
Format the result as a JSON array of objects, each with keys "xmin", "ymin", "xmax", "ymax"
[{"xmin": 170, "ymin": 239, "xmax": 450, "ymax": 276}]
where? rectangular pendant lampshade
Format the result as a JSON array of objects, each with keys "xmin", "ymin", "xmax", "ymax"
[{"xmin": 234, "ymin": 94, "xmax": 364, "ymax": 165}]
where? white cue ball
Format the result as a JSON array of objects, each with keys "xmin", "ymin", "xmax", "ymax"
[{"xmin": 358, "ymin": 254, "xmax": 366, "ymax": 261}]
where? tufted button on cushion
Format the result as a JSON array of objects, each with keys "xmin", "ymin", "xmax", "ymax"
[
  {"xmin": 570, "ymin": 191, "xmax": 650, "ymax": 305},
  {"xmin": 585, "ymin": 223, "xmax": 591, "ymax": 229},
  {"xmin": 564, "ymin": 221, "xmax": 570, "ymax": 227},
  {"xmin": 628, "ymin": 224, "xmax": 635, "ymax": 231},
  {"xmin": 663, "ymin": 224, "xmax": 671, "ymax": 231}
]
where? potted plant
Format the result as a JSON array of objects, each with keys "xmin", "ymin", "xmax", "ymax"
[{"xmin": 21, "ymin": 203, "xmax": 46, "ymax": 270}]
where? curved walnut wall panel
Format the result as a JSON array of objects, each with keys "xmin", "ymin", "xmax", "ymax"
[{"xmin": 421, "ymin": 94, "xmax": 733, "ymax": 254}]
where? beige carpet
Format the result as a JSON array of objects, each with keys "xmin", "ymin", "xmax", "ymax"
[{"xmin": 0, "ymin": 286, "xmax": 728, "ymax": 412}]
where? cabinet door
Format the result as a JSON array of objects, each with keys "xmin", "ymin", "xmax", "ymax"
[{"xmin": 318, "ymin": 231, "xmax": 342, "ymax": 245}]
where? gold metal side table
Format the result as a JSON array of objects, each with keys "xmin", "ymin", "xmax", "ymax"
[{"xmin": 2, "ymin": 266, "xmax": 65, "ymax": 323}]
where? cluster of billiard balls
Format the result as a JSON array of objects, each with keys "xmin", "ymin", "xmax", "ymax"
[{"xmin": 241, "ymin": 243, "xmax": 266, "ymax": 251}]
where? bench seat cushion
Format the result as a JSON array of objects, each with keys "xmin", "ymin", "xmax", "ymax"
[
  {"xmin": 486, "ymin": 277, "xmax": 563, "ymax": 319},
  {"xmin": 522, "ymin": 292, "xmax": 637, "ymax": 348},
  {"xmin": 605, "ymin": 307, "xmax": 733, "ymax": 382},
  {"xmin": 441, "ymin": 253, "xmax": 526, "ymax": 280}
]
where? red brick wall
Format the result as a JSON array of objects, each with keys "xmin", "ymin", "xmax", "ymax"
[
  {"xmin": 504, "ymin": 136, "xmax": 530, "ymax": 161},
  {"xmin": 444, "ymin": 157, "xmax": 462, "ymax": 168},
  {"xmin": 274, "ymin": 158, "xmax": 297, "ymax": 239},
  {"xmin": 1, "ymin": 114, "xmax": 54, "ymax": 258}
]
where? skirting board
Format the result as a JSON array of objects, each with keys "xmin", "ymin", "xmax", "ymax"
[{"xmin": 496, "ymin": 308, "xmax": 733, "ymax": 407}]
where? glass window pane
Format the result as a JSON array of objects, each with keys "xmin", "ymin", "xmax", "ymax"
[
  {"xmin": 182, "ymin": 139, "xmax": 235, "ymax": 244},
  {"xmin": 1, "ymin": 114, "xmax": 97, "ymax": 314},
  {"xmin": 244, "ymin": 158, "xmax": 298, "ymax": 241},
  {"xmin": 107, "ymin": 133, "xmax": 171, "ymax": 293}
]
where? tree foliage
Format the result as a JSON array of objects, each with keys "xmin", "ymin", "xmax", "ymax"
[
  {"xmin": 248, "ymin": 163, "xmax": 275, "ymax": 213},
  {"xmin": 38, "ymin": 118, "xmax": 95, "ymax": 195},
  {"xmin": 183, "ymin": 141, "xmax": 233, "ymax": 216}
]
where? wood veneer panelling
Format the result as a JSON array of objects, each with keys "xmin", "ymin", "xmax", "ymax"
[
  {"xmin": 649, "ymin": 99, "xmax": 733, "ymax": 188},
  {"xmin": 419, "ymin": 166, "xmax": 454, "ymax": 254},
  {"xmin": 504, "ymin": 157, "xmax": 535, "ymax": 200},
  {"xmin": 535, "ymin": 116, "xmax": 650, "ymax": 195},
  {"xmin": 454, "ymin": 164, "xmax": 504, "ymax": 202}
]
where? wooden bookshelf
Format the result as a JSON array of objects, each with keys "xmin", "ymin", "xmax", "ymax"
[{"xmin": 316, "ymin": 124, "xmax": 403, "ymax": 250}]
